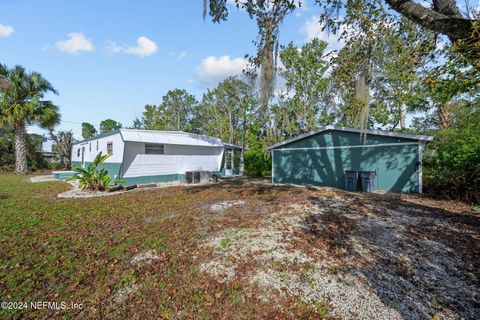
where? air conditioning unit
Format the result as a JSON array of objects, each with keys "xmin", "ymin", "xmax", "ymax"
[{"xmin": 185, "ymin": 171, "xmax": 210, "ymax": 184}]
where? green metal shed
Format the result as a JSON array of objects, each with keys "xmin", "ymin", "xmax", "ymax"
[{"xmin": 266, "ymin": 126, "xmax": 433, "ymax": 193}]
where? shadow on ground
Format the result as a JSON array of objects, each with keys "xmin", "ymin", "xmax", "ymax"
[{"xmin": 300, "ymin": 191, "xmax": 480, "ymax": 319}]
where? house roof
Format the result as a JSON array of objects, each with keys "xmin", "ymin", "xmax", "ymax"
[
  {"xmin": 266, "ymin": 125, "xmax": 434, "ymax": 150},
  {"xmin": 119, "ymin": 129, "xmax": 226, "ymax": 147},
  {"xmin": 74, "ymin": 130, "xmax": 121, "ymax": 145},
  {"xmin": 73, "ymin": 128, "xmax": 247, "ymax": 149}
]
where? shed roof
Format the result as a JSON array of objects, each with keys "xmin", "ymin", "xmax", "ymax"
[{"xmin": 266, "ymin": 125, "xmax": 434, "ymax": 150}]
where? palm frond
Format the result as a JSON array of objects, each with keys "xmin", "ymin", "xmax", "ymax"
[
  {"xmin": 69, "ymin": 151, "xmax": 117, "ymax": 191},
  {"xmin": 0, "ymin": 64, "xmax": 59, "ymax": 127}
]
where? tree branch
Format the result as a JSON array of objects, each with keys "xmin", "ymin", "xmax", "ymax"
[
  {"xmin": 432, "ymin": 0, "xmax": 462, "ymax": 18},
  {"xmin": 385, "ymin": 0, "xmax": 473, "ymax": 41}
]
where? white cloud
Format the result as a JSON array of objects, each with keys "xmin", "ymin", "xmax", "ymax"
[
  {"xmin": 300, "ymin": 16, "xmax": 343, "ymax": 49},
  {"xmin": 196, "ymin": 55, "xmax": 247, "ymax": 86},
  {"xmin": 0, "ymin": 23, "xmax": 14, "ymax": 37},
  {"xmin": 125, "ymin": 36, "xmax": 158, "ymax": 57},
  {"xmin": 55, "ymin": 32, "xmax": 94, "ymax": 54}
]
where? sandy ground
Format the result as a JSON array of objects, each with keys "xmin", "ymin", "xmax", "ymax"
[{"xmin": 197, "ymin": 183, "xmax": 479, "ymax": 320}]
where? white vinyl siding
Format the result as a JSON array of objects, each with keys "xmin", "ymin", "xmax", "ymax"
[
  {"xmin": 71, "ymin": 131, "xmax": 230, "ymax": 179},
  {"xmin": 122, "ymin": 142, "xmax": 224, "ymax": 178},
  {"xmin": 71, "ymin": 132, "xmax": 124, "ymax": 164}
]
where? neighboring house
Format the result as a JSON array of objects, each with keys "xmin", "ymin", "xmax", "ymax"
[
  {"xmin": 70, "ymin": 129, "xmax": 242, "ymax": 185},
  {"xmin": 41, "ymin": 151, "xmax": 62, "ymax": 164},
  {"xmin": 267, "ymin": 125, "xmax": 434, "ymax": 193}
]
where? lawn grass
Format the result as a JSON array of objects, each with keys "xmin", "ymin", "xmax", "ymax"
[
  {"xmin": 0, "ymin": 173, "xmax": 324, "ymax": 319},
  {"xmin": 1, "ymin": 173, "xmax": 478, "ymax": 319}
]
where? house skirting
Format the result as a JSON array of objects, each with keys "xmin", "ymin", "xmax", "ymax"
[
  {"xmin": 70, "ymin": 161, "xmax": 223, "ymax": 186},
  {"xmin": 120, "ymin": 174, "xmax": 186, "ymax": 186},
  {"xmin": 71, "ymin": 161, "xmax": 122, "ymax": 180}
]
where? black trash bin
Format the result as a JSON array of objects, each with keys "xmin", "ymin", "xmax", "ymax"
[
  {"xmin": 344, "ymin": 170, "xmax": 359, "ymax": 192},
  {"xmin": 360, "ymin": 171, "xmax": 376, "ymax": 192}
]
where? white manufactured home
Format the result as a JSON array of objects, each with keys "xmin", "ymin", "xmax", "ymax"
[{"xmin": 70, "ymin": 129, "xmax": 242, "ymax": 185}]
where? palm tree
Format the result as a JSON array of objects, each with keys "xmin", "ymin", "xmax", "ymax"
[{"xmin": 0, "ymin": 64, "xmax": 60, "ymax": 173}]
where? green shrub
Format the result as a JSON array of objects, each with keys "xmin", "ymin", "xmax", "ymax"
[
  {"xmin": 47, "ymin": 162, "xmax": 65, "ymax": 170},
  {"xmin": 423, "ymin": 104, "xmax": 480, "ymax": 204},
  {"xmin": 0, "ymin": 128, "xmax": 49, "ymax": 171},
  {"xmin": 244, "ymin": 148, "xmax": 271, "ymax": 177},
  {"xmin": 67, "ymin": 152, "xmax": 122, "ymax": 191}
]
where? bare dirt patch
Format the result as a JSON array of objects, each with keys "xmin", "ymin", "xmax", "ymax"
[
  {"xmin": 203, "ymin": 199, "xmax": 249, "ymax": 213},
  {"xmin": 131, "ymin": 250, "xmax": 161, "ymax": 265},
  {"xmin": 199, "ymin": 184, "xmax": 480, "ymax": 319}
]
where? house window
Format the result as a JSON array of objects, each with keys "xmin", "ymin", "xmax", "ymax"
[
  {"xmin": 77, "ymin": 148, "xmax": 80, "ymax": 157},
  {"xmin": 145, "ymin": 143, "xmax": 164, "ymax": 154},
  {"xmin": 107, "ymin": 142, "xmax": 113, "ymax": 154},
  {"xmin": 89, "ymin": 142, "xmax": 91, "ymax": 152},
  {"xmin": 96, "ymin": 140, "xmax": 99, "ymax": 151}
]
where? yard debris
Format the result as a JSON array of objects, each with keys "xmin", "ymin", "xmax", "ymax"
[{"xmin": 107, "ymin": 185, "xmax": 125, "ymax": 193}]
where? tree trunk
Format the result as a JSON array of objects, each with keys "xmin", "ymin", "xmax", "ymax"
[
  {"xmin": 399, "ymin": 104, "xmax": 406, "ymax": 129},
  {"xmin": 64, "ymin": 153, "xmax": 71, "ymax": 169},
  {"xmin": 437, "ymin": 103, "xmax": 453, "ymax": 129},
  {"xmin": 240, "ymin": 109, "xmax": 246, "ymax": 176},
  {"xmin": 229, "ymin": 110, "xmax": 234, "ymax": 144},
  {"xmin": 13, "ymin": 121, "xmax": 29, "ymax": 174}
]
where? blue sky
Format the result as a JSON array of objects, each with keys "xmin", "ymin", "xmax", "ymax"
[{"xmin": 0, "ymin": 0, "xmax": 328, "ymax": 148}]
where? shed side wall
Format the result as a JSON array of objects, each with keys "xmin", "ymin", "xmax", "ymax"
[{"xmin": 273, "ymin": 131, "xmax": 419, "ymax": 193}]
